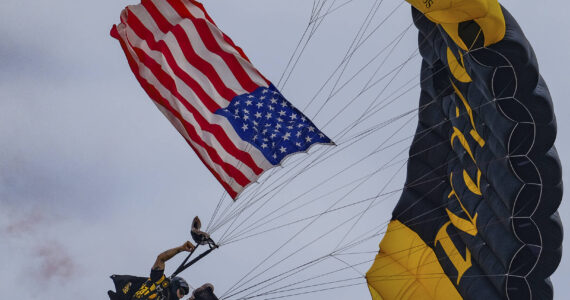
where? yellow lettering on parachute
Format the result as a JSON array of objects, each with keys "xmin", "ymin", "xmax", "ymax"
[
  {"xmin": 438, "ymin": 73, "xmax": 487, "ymax": 285},
  {"xmin": 435, "ymin": 221, "xmax": 472, "ymax": 285},
  {"xmin": 447, "ymin": 48, "xmax": 472, "ymax": 83},
  {"xmin": 464, "ymin": 169, "xmax": 482, "ymax": 196},
  {"xmin": 447, "ymin": 173, "xmax": 478, "ymax": 236},
  {"xmin": 435, "ymin": 172, "xmax": 479, "ymax": 285},
  {"xmin": 451, "ymin": 127, "xmax": 476, "ymax": 162},
  {"xmin": 450, "ymin": 80, "xmax": 485, "ymax": 147}
]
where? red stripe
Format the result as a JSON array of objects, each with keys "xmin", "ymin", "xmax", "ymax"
[
  {"xmin": 126, "ymin": 10, "xmax": 238, "ymax": 107},
  {"xmin": 130, "ymin": 6, "xmax": 219, "ymax": 113},
  {"xmin": 186, "ymin": 0, "xmax": 216, "ymax": 25},
  {"xmin": 125, "ymin": 34, "xmax": 264, "ymax": 177},
  {"xmin": 116, "ymin": 32, "xmax": 244, "ymax": 198},
  {"xmin": 181, "ymin": 0, "xmax": 271, "ymax": 85},
  {"xmin": 148, "ymin": 0, "xmax": 262, "ymax": 93},
  {"xmin": 173, "ymin": 0, "xmax": 251, "ymax": 63}
]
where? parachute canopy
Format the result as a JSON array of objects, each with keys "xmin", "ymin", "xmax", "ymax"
[{"xmin": 366, "ymin": 1, "xmax": 563, "ymax": 299}]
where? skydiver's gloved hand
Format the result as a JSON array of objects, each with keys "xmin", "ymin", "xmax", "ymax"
[
  {"xmin": 181, "ymin": 241, "xmax": 196, "ymax": 252},
  {"xmin": 191, "ymin": 216, "xmax": 218, "ymax": 249}
]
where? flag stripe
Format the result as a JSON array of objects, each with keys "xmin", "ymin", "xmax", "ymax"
[
  {"xmin": 166, "ymin": 0, "xmax": 254, "ymax": 65},
  {"xmin": 120, "ymin": 16, "xmax": 268, "ymax": 176},
  {"xmin": 115, "ymin": 27, "xmax": 251, "ymax": 193},
  {"xmin": 125, "ymin": 8, "xmax": 221, "ymax": 113},
  {"xmin": 125, "ymin": 42, "xmax": 266, "ymax": 177},
  {"xmin": 129, "ymin": 50, "xmax": 251, "ymax": 188},
  {"xmin": 126, "ymin": 8, "xmax": 235, "ymax": 108},
  {"xmin": 123, "ymin": 31, "xmax": 263, "ymax": 183},
  {"xmin": 114, "ymin": 25, "xmax": 240, "ymax": 197},
  {"xmin": 130, "ymin": 4, "xmax": 251, "ymax": 98},
  {"xmin": 123, "ymin": 5, "xmax": 272, "ymax": 174},
  {"xmin": 147, "ymin": 0, "xmax": 268, "ymax": 91},
  {"xmin": 156, "ymin": 106, "xmax": 240, "ymax": 199}
]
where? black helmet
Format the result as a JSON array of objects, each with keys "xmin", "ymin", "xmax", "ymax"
[{"xmin": 170, "ymin": 277, "xmax": 190, "ymax": 297}]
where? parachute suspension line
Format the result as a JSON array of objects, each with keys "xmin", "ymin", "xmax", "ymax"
[
  {"xmin": 219, "ymin": 76, "xmax": 454, "ymax": 244},
  {"xmin": 222, "ymin": 150, "xmax": 454, "ymax": 298},
  {"xmin": 222, "ymin": 188, "xmax": 434, "ymax": 299},
  {"xmin": 310, "ymin": 0, "xmax": 386, "ymax": 119},
  {"xmin": 212, "ymin": 75, "xmax": 447, "ymax": 244},
  {"xmin": 318, "ymin": 22, "xmax": 413, "ymax": 109},
  {"xmin": 219, "ymin": 146, "xmax": 430, "ymax": 298},
  {"xmin": 275, "ymin": 0, "xmax": 322, "ymax": 88},
  {"xmin": 333, "ymin": 158, "xmax": 408, "ymax": 251},
  {"xmin": 205, "ymin": 190, "xmax": 229, "ymax": 233},
  {"xmin": 233, "ymin": 167, "xmax": 520, "ymax": 300},
  {"xmin": 234, "ymin": 199, "xmax": 453, "ymax": 300},
  {"xmin": 224, "ymin": 41, "xmax": 449, "ymax": 224},
  {"xmin": 221, "ymin": 196, "xmax": 385, "ymax": 246},
  {"xmin": 211, "ymin": 74, "xmax": 446, "ymax": 245},
  {"xmin": 321, "ymin": 18, "xmax": 416, "ymax": 128},
  {"xmin": 311, "ymin": 0, "xmax": 362, "ymax": 22},
  {"xmin": 237, "ymin": 277, "xmax": 365, "ymax": 300},
  {"xmin": 331, "ymin": 167, "xmax": 450, "ymax": 254},
  {"xmin": 209, "ymin": 8, "xmax": 440, "ymax": 234},
  {"xmin": 225, "ymin": 180, "xmax": 468, "ymax": 300},
  {"xmin": 219, "ymin": 130, "xmax": 474, "ymax": 296},
  {"xmin": 213, "ymin": 48, "xmax": 440, "ymax": 236},
  {"xmin": 235, "ymin": 255, "xmax": 374, "ymax": 300},
  {"xmin": 300, "ymin": 0, "xmax": 398, "ymax": 113},
  {"xmin": 323, "ymin": 25, "xmax": 438, "ymax": 142},
  {"xmin": 207, "ymin": 144, "xmax": 259, "ymax": 235},
  {"xmin": 331, "ymin": 254, "xmax": 365, "ymax": 277},
  {"xmin": 278, "ymin": 0, "xmax": 338, "ymax": 91},
  {"xmin": 219, "ymin": 254, "xmax": 333, "ymax": 300},
  {"xmin": 217, "ymin": 110, "xmax": 418, "ymax": 245},
  {"xmin": 308, "ymin": 3, "xmax": 424, "ymax": 123},
  {"xmin": 221, "ymin": 203, "xmax": 378, "ymax": 299},
  {"xmin": 223, "ymin": 157, "xmax": 449, "ymax": 246},
  {"xmin": 319, "ymin": 23, "xmax": 417, "ymax": 129}
]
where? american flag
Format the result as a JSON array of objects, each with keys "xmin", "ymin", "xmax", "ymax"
[{"xmin": 111, "ymin": 0, "xmax": 332, "ymax": 199}]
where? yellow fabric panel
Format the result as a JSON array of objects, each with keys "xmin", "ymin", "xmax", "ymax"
[
  {"xmin": 368, "ymin": 284, "xmax": 385, "ymax": 300},
  {"xmin": 366, "ymin": 220, "xmax": 462, "ymax": 300},
  {"xmin": 406, "ymin": 0, "xmax": 505, "ymax": 50}
]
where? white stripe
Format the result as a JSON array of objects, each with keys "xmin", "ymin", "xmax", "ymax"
[
  {"xmin": 181, "ymin": 0, "xmax": 208, "ymax": 20},
  {"xmin": 155, "ymin": 105, "xmax": 244, "ymax": 195},
  {"xmin": 200, "ymin": 19, "xmax": 269, "ymax": 89},
  {"xmin": 153, "ymin": 0, "xmax": 269, "ymax": 90},
  {"xmin": 142, "ymin": 1, "xmax": 251, "ymax": 95},
  {"xmin": 124, "ymin": 10, "xmax": 230, "ymax": 107}
]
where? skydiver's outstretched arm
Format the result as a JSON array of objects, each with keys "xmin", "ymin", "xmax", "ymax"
[{"xmin": 152, "ymin": 241, "xmax": 196, "ymax": 271}]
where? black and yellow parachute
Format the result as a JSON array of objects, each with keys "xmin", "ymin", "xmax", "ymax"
[{"xmin": 366, "ymin": 1, "xmax": 563, "ymax": 299}]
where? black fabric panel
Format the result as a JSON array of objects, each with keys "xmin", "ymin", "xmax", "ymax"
[{"xmin": 389, "ymin": 5, "xmax": 563, "ymax": 300}]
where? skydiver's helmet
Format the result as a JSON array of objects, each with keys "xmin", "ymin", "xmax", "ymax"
[
  {"xmin": 188, "ymin": 283, "xmax": 218, "ymax": 300},
  {"xmin": 169, "ymin": 277, "xmax": 190, "ymax": 299}
]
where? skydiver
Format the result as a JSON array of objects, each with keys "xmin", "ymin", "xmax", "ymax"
[{"xmin": 107, "ymin": 241, "xmax": 195, "ymax": 300}]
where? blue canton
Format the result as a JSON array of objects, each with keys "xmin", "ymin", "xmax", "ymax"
[{"xmin": 215, "ymin": 84, "xmax": 332, "ymax": 165}]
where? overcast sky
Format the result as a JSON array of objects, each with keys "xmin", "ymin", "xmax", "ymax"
[{"xmin": 1, "ymin": 0, "xmax": 568, "ymax": 299}]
